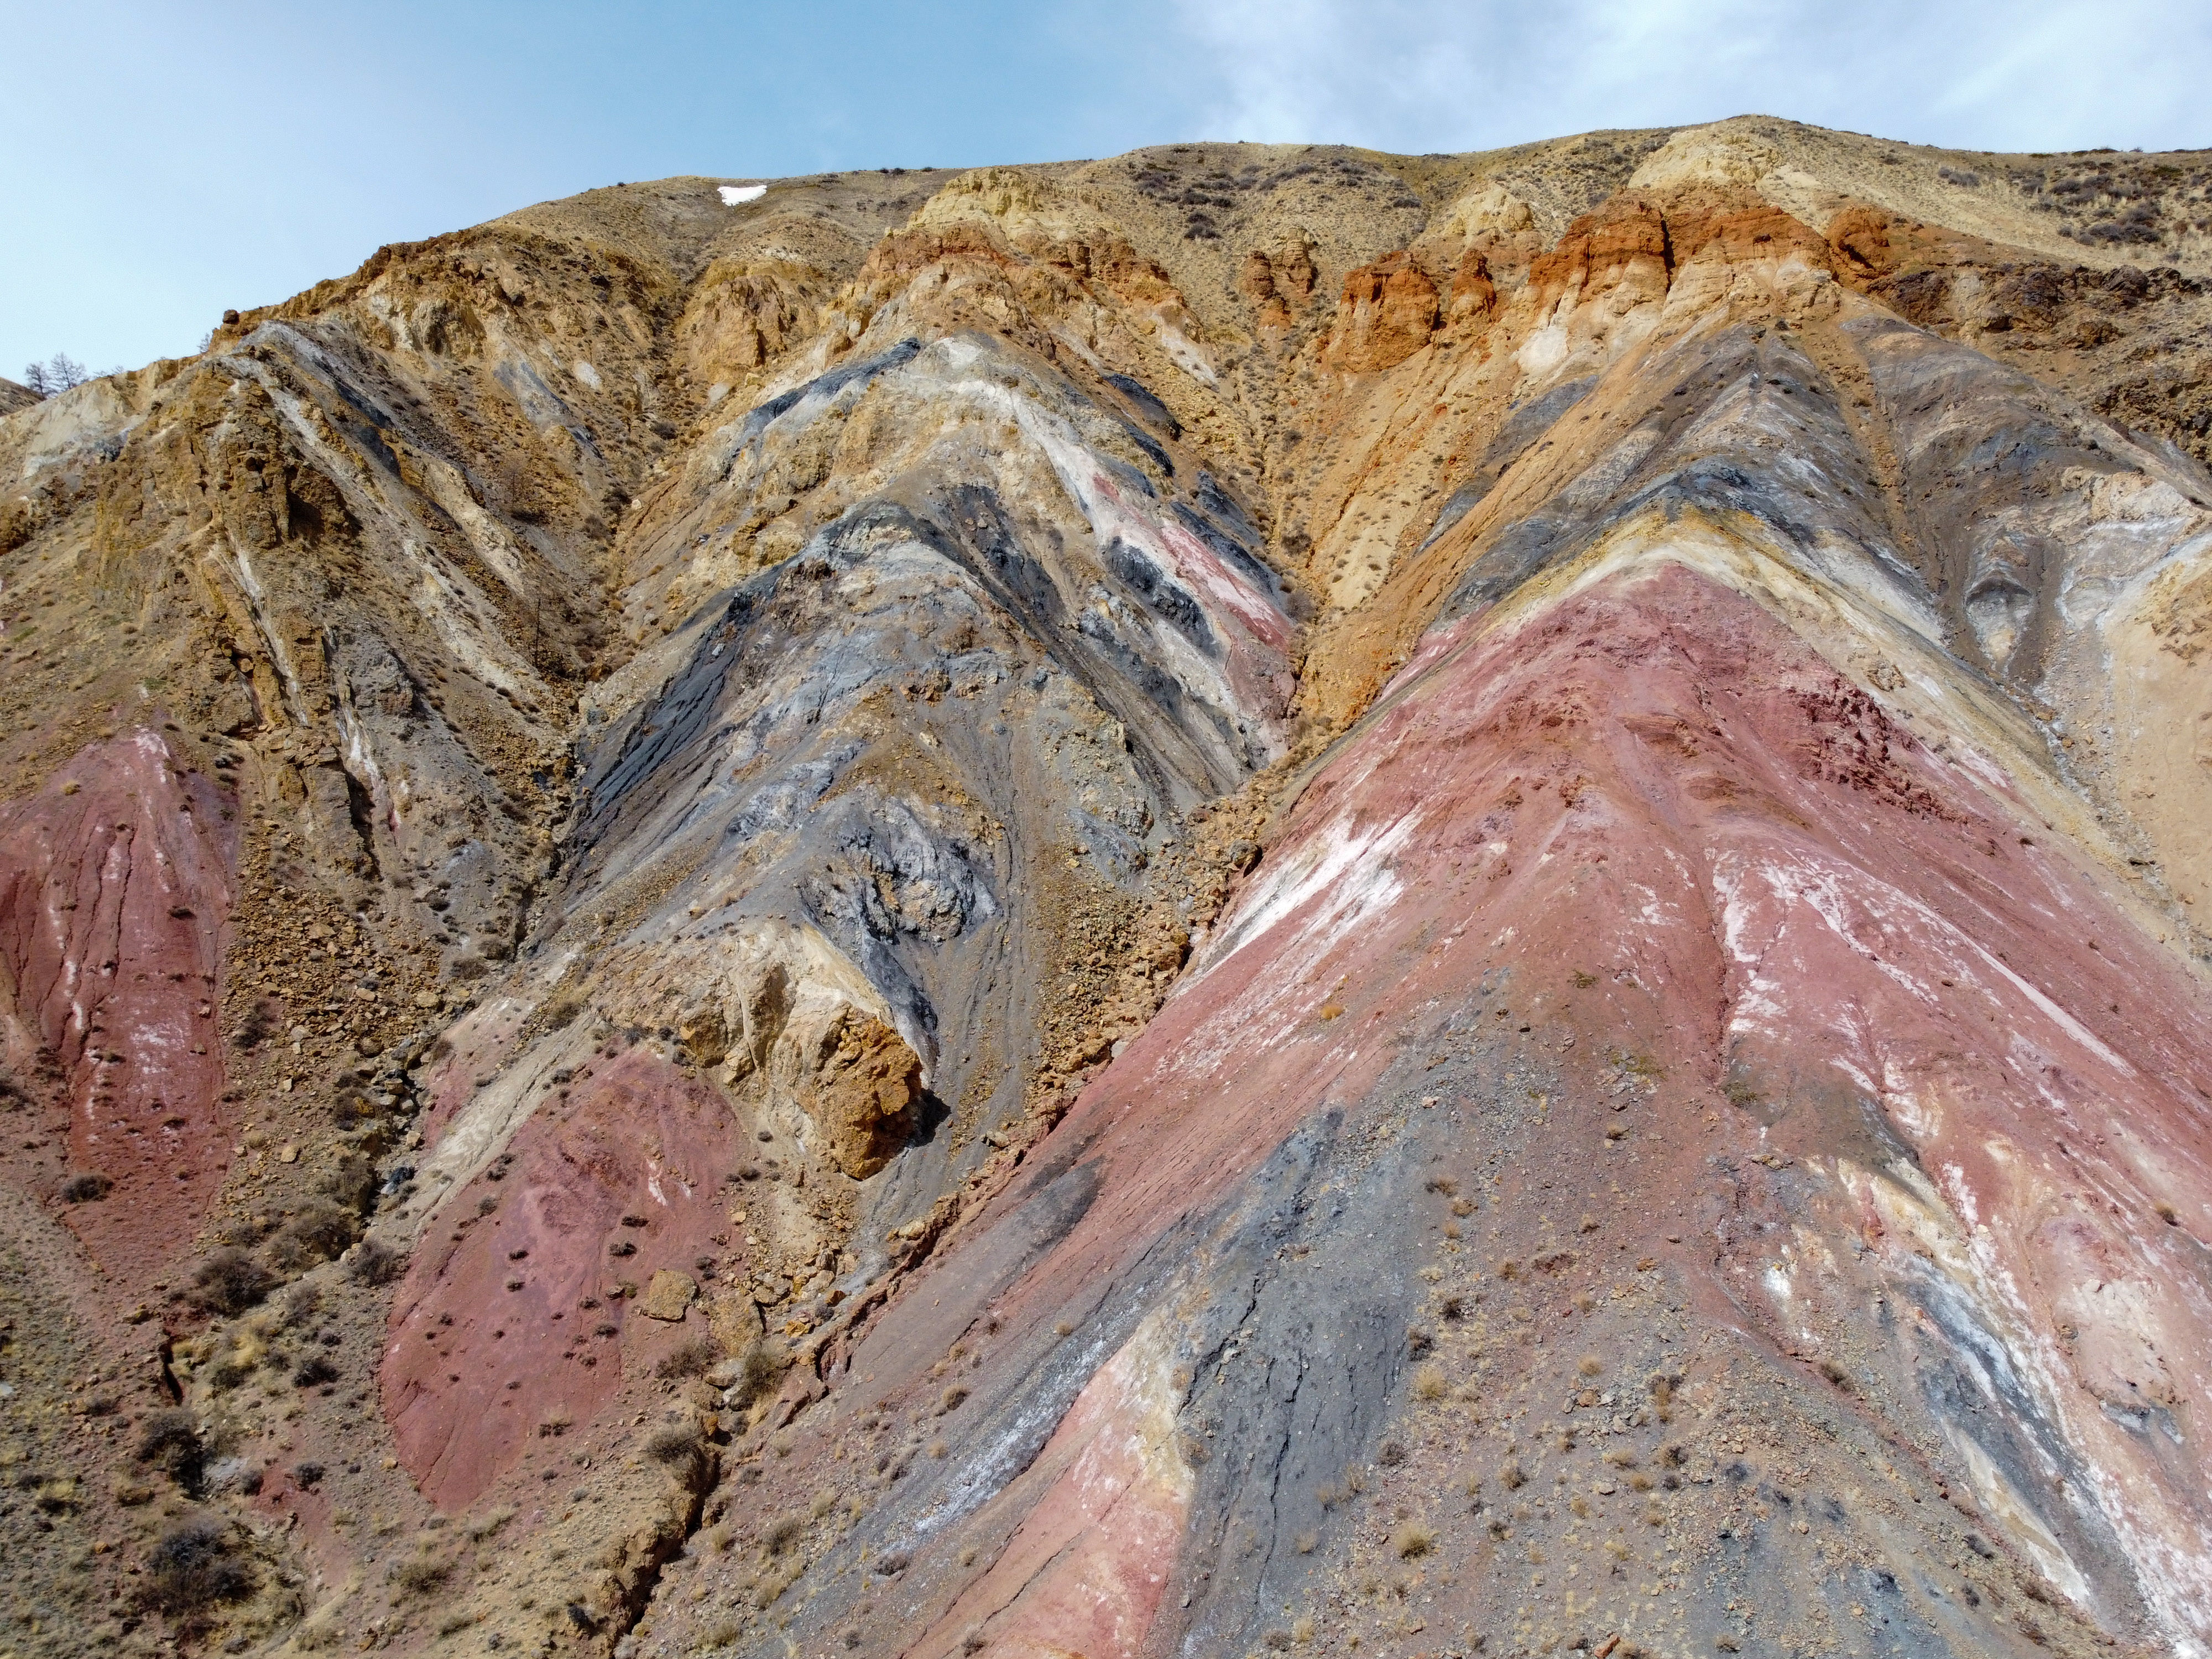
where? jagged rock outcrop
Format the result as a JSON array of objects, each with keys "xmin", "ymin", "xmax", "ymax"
[
  {"xmin": 787, "ymin": 1007, "xmax": 919, "ymax": 1180},
  {"xmin": 6, "ymin": 117, "xmax": 2212, "ymax": 1659}
]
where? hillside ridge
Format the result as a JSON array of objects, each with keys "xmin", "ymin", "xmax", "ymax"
[{"xmin": 3, "ymin": 116, "xmax": 2211, "ymax": 1659}]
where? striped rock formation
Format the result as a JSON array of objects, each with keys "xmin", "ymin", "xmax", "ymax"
[{"xmin": 4, "ymin": 118, "xmax": 2212, "ymax": 1659}]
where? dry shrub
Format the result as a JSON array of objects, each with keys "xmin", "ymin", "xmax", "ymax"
[
  {"xmin": 750, "ymin": 1561, "xmax": 801, "ymax": 1608},
  {"xmin": 136, "ymin": 1408, "xmax": 204, "ymax": 1485},
  {"xmin": 656, "ymin": 1336, "xmax": 719, "ymax": 1381},
  {"xmin": 1412, "ymin": 1363, "xmax": 1447, "ymax": 1401},
  {"xmin": 204, "ymin": 1327, "xmax": 267, "ymax": 1392},
  {"xmin": 190, "ymin": 1247, "xmax": 273, "ymax": 1315},
  {"xmin": 465, "ymin": 1506, "xmax": 514, "ymax": 1541},
  {"xmin": 1390, "ymin": 1520, "xmax": 1436, "ymax": 1559},
  {"xmin": 389, "ymin": 1552, "xmax": 453, "ymax": 1596},
  {"xmin": 1498, "ymin": 1460, "xmax": 1525, "ymax": 1490},
  {"xmin": 265, "ymin": 1202, "xmax": 358, "ymax": 1272},
  {"xmin": 331, "ymin": 1091, "xmax": 381, "ymax": 1131},
  {"xmin": 541, "ymin": 987, "xmax": 589, "ymax": 1031},
  {"xmin": 1577, "ymin": 1354, "xmax": 1603, "ymax": 1378},
  {"xmin": 144, "ymin": 1517, "xmax": 254, "ymax": 1611},
  {"xmin": 232, "ymin": 1003, "xmax": 275, "ymax": 1051},
  {"xmin": 59, "ymin": 1171, "xmax": 112, "ymax": 1203},
  {"xmin": 644, "ymin": 1423, "xmax": 705, "ymax": 1467},
  {"xmin": 759, "ymin": 1514, "xmax": 803, "ymax": 1557},
  {"xmin": 349, "ymin": 1237, "xmax": 405, "ymax": 1285},
  {"xmin": 1295, "ymin": 1530, "xmax": 1318, "ymax": 1554},
  {"xmin": 319, "ymin": 1151, "xmax": 378, "ymax": 1212},
  {"xmin": 728, "ymin": 1338, "xmax": 789, "ymax": 1406},
  {"xmin": 33, "ymin": 1478, "xmax": 79, "ymax": 1514}
]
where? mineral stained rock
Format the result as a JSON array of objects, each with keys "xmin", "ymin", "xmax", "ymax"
[{"xmin": 5, "ymin": 117, "xmax": 2212, "ymax": 1659}]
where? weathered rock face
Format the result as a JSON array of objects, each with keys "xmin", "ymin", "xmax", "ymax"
[
  {"xmin": 787, "ymin": 1007, "xmax": 920, "ymax": 1180},
  {"xmin": 1324, "ymin": 252, "xmax": 1442, "ymax": 371},
  {"xmin": 0, "ymin": 732, "xmax": 234, "ymax": 1295},
  {"xmin": 6, "ymin": 118, "xmax": 2212, "ymax": 1659}
]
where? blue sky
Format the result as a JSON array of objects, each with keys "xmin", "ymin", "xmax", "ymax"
[{"xmin": 5, "ymin": 0, "xmax": 2209, "ymax": 381}]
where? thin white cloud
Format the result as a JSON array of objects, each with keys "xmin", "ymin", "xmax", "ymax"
[{"xmin": 1167, "ymin": 0, "xmax": 2212, "ymax": 154}]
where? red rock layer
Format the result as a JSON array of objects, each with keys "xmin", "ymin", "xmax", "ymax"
[
  {"xmin": 853, "ymin": 552, "xmax": 2212, "ymax": 1652},
  {"xmin": 0, "ymin": 728, "xmax": 234, "ymax": 1291},
  {"xmin": 382, "ymin": 1046, "xmax": 752, "ymax": 1511}
]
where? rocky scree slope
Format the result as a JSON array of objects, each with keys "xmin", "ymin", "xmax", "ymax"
[{"xmin": 3, "ymin": 117, "xmax": 2212, "ymax": 1659}]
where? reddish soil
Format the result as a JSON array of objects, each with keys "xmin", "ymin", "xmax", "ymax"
[
  {"xmin": 382, "ymin": 1045, "xmax": 753, "ymax": 1511},
  {"xmin": 842, "ymin": 557, "xmax": 2212, "ymax": 1650},
  {"xmin": 0, "ymin": 727, "xmax": 235, "ymax": 1292}
]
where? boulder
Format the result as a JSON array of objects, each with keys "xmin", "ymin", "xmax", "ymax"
[{"xmin": 637, "ymin": 1269, "xmax": 698, "ymax": 1322}]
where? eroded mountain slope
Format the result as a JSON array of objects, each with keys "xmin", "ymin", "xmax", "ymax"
[{"xmin": 3, "ymin": 116, "xmax": 2211, "ymax": 1659}]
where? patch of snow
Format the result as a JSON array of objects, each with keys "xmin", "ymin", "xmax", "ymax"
[{"xmin": 718, "ymin": 184, "xmax": 767, "ymax": 206}]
